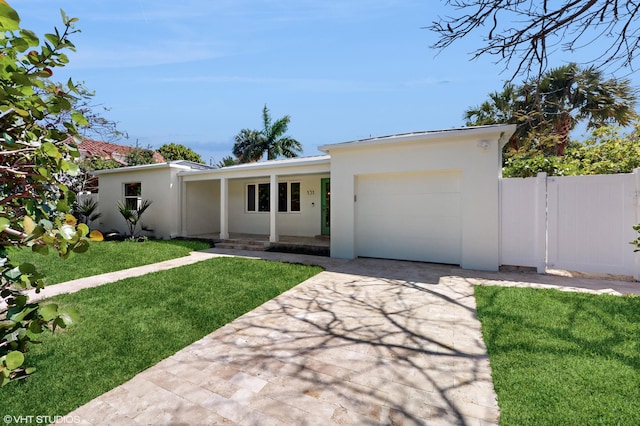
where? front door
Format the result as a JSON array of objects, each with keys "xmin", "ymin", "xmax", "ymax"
[{"xmin": 321, "ymin": 178, "xmax": 330, "ymax": 236}]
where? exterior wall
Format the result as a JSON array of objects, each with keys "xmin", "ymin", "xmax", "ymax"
[
  {"xmin": 185, "ymin": 180, "xmax": 220, "ymax": 235},
  {"xmin": 227, "ymin": 174, "xmax": 329, "ymax": 237},
  {"xmin": 327, "ymin": 131, "xmax": 508, "ymax": 271},
  {"xmin": 96, "ymin": 167, "xmax": 181, "ymax": 239}
]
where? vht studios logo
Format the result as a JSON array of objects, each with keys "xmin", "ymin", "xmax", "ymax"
[{"xmin": 3, "ymin": 415, "xmax": 81, "ymax": 424}]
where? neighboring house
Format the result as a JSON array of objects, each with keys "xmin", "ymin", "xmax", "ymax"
[
  {"xmin": 93, "ymin": 125, "xmax": 516, "ymax": 271},
  {"xmin": 71, "ymin": 138, "xmax": 165, "ymax": 193},
  {"xmin": 76, "ymin": 138, "xmax": 165, "ymax": 165}
]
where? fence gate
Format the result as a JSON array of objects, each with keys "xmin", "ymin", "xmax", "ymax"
[{"xmin": 546, "ymin": 174, "xmax": 638, "ymax": 276}]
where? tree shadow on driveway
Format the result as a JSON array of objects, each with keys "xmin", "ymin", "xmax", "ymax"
[{"xmin": 160, "ymin": 257, "xmax": 499, "ymax": 425}]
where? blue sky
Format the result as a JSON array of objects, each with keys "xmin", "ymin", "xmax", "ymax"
[{"xmin": 20, "ymin": 1, "xmax": 640, "ymax": 165}]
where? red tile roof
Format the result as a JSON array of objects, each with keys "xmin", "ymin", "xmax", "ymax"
[{"xmin": 72, "ymin": 137, "xmax": 165, "ymax": 164}]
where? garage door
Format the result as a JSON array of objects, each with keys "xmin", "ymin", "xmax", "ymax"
[{"xmin": 355, "ymin": 171, "xmax": 462, "ymax": 264}]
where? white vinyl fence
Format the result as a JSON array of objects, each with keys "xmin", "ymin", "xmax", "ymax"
[{"xmin": 500, "ymin": 170, "xmax": 640, "ymax": 280}]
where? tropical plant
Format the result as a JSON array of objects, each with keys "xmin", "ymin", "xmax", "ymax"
[
  {"xmin": 502, "ymin": 122, "xmax": 640, "ymax": 177},
  {"xmin": 232, "ymin": 104, "xmax": 302, "ymax": 163},
  {"xmin": 466, "ymin": 63, "xmax": 637, "ymax": 156},
  {"xmin": 527, "ymin": 63, "xmax": 636, "ymax": 155},
  {"xmin": 0, "ymin": 2, "xmax": 102, "ymax": 385},
  {"xmin": 157, "ymin": 142, "xmax": 203, "ymax": 163},
  {"xmin": 117, "ymin": 199, "xmax": 152, "ymax": 238},
  {"xmin": 216, "ymin": 155, "xmax": 238, "ymax": 168},
  {"xmin": 630, "ymin": 225, "xmax": 640, "ymax": 252},
  {"xmin": 464, "ymin": 83, "xmax": 527, "ymax": 151},
  {"xmin": 232, "ymin": 129, "xmax": 265, "ymax": 163},
  {"xmin": 75, "ymin": 198, "xmax": 102, "ymax": 226}
]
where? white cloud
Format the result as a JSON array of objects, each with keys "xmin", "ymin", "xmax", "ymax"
[
  {"xmin": 153, "ymin": 74, "xmax": 386, "ymax": 93},
  {"xmin": 69, "ymin": 41, "xmax": 227, "ymax": 69}
]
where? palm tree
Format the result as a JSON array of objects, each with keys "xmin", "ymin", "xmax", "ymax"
[
  {"xmin": 531, "ymin": 63, "xmax": 636, "ymax": 155},
  {"xmin": 466, "ymin": 63, "xmax": 636, "ymax": 156},
  {"xmin": 232, "ymin": 129, "xmax": 264, "ymax": 163},
  {"xmin": 464, "ymin": 83, "xmax": 531, "ymax": 151},
  {"xmin": 232, "ymin": 105, "xmax": 302, "ymax": 163},
  {"xmin": 216, "ymin": 155, "xmax": 238, "ymax": 168}
]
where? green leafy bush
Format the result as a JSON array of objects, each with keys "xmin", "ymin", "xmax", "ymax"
[
  {"xmin": 0, "ymin": 3, "xmax": 101, "ymax": 385},
  {"xmin": 503, "ymin": 122, "xmax": 640, "ymax": 177}
]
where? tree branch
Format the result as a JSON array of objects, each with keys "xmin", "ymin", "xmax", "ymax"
[
  {"xmin": 430, "ymin": 0, "xmax": 639, "ymax": 78},
  {"xmin": 1, "ymin": 227, "xmax": 29, "ymax": 239}
]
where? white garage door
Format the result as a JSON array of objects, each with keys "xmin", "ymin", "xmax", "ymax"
[{"xmin": 355, "ymin": 171, "xmax": 462, "ymax": 264}]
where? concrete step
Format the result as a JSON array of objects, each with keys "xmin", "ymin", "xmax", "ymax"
[{"xmin": 215, "ymin": 240, "xmax": 269, "ymax": 251}]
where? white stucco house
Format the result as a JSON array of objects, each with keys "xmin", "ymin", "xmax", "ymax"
[{"xmin": 92, "ymin": 124, "xmax": 516, "ymax": 271}]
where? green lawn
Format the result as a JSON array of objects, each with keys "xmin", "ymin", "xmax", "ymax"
[
  {"xmin": 0, "ymin": 257, "xmax": 322, "ymax": 417},
  {"xmin": 7, "ymin": 239, "xmax": 211, "ymax": 284},
  {"xmin": 475, "ymin": 285, "xmax": 640, "ymax": 425}
]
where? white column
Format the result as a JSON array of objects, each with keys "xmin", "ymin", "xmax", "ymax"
[
  {"xmin": 220, "ymin": 177, "xmax": 229, "ymax": 240},
  {"xmin": 179, "ymin": 178, "xmax": 187, "ymax": 237},
  {"xmin": 269, "ymin": 173, "xmax": 278, "ymax": 242}
]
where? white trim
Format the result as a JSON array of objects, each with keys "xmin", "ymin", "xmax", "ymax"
[
  {"xmin": 180, "ymin": 156, "xmax": 331, "ymax": 181},
  {"xmin": 123, "ymin": 182, "xmax": 142, "ymax": 209},
  {"xmin": 319, "ymin": 125, "xmax": 516, "ymax": 153}
]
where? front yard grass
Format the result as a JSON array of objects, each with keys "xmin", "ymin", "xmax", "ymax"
[
  {"xmin": 7, "ymin": 239, "xmax": 212, "ymax": 284},
  {"xmin": 0, "ymin": 257, "xmax": 322, "ymax": 417},
  {"xmin": 475, "ymin": 285, "xmax": 640, "ymax": 425}
]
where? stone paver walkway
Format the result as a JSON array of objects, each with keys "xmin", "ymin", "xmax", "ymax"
[
  {"xmin": 26, "ymin": 251, "xmax": 220, "ymax": 302},
  {"xmin": 48, "ymin": 248, "xmax": 638, "ymax": 425}
]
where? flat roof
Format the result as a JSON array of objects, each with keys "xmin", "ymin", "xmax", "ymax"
[
  {"xmin": 319, "ymin": 124, "xmax": 516, "ymax": 152},
  {"xmin": 92, "ymin": 160, "xmax": 214, "ymax": 175},
  {"xmin": 179, "ymin": 155, "xmax": 331, "ymax": 177}
]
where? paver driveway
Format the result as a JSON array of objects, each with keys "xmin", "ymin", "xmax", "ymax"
[
  {"xmin": 61, "ymin": 250, "xmax": 639, "ymax": 425},
  {"xmin": 65, "ymin": 254, "xmax": 498, "ymax": 425}
]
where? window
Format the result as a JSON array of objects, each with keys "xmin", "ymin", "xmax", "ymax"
[
  {"xmin": 246, "ymin": 182, "xmax": 301, "ymax": 212},
  {"xmin": 258, "ymin": 183, "xmax": 269, "ymax": 212},
  {"xmin": 124, "ymin": 182, "xmax": 141, "ymax": 209},
  {"xmin": 278, "ymin": 182, "xmax": 288, "ymax": 212},
  {"xmin": 247, "ymin": 184, "xmax": 255, "ymax": 212},
  {"xmin": 290, "ymin": 182, "xmax": 300, "ymax": 212}
]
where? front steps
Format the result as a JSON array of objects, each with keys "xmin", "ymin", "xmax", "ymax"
[
  {"xmin": 214, "ymin": 236, "xmax": 330, "ymax": 256},
  {"xmin": 214, "ymin": 239, "xmax": 269, "ymax": 251}
]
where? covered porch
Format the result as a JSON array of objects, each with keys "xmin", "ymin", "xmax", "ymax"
[{"xmin": 179, "ymin": 156, "xmax": 331, "ymax": 252}]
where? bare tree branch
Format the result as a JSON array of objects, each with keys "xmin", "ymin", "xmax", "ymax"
[{"xmin": 430, "ymin": 0, "xmax": 640, "ymax": 79}]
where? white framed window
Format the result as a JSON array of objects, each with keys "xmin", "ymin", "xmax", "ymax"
[
  {"xmin": 124, "ymin": 182, "xmax": 142, "ymax": 209},
  {"xmin": 246, "ymin": 182, "xmax": 300, "ymax": 213},
  {"xmin": 289, "ymin": 182, "xmax": 301, "ymax": 212}
]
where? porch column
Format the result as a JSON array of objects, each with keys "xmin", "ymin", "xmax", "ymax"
[
  {"xmin": 220, "ymin": 177, "xmax": 229, "ymax": 240},
  {"xmin": 179, "ymin": 178, "xmax": 187, "ymax": 237},
  {"xmin": 269, "ymin": 173, "xmax": 278, "ymax": 242}
]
